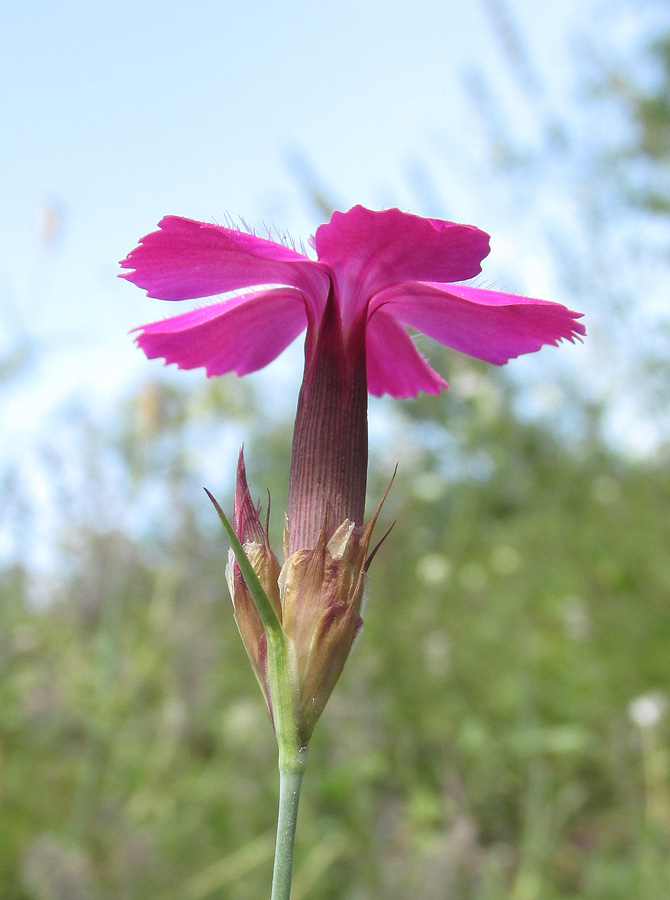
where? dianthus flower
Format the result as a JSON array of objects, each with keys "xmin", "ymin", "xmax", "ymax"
[
  {"xmin": 121, "ymin": 205, "xmax": 585, "ymax": 900},
  {"xmin": 121, "ymin": 205, "xmax": 585, "ymax": 553}
]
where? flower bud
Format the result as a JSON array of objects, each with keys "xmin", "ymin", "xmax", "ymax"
[
  {"xmin": 224, "ymin": 447, "xmax": 391, "ymax": 744},
  {"xmin": 225, "ymin": 450, "xmax": 283, "ymax": 714}
]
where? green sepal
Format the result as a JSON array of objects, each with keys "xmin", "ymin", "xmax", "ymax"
[{"xmin": 204, "ymin": 488, "xmax": 282, "ymax": 639}]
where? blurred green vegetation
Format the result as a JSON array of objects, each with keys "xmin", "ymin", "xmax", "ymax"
[
  {"xmin": 2, "ymin": 1, "xmax": 670, "ymax": 897},
  {"xmin": 1, "ymin": 353, "xmax": 669, "ymax": 899}
]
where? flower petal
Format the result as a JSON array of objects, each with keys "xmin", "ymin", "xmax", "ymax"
[
  {"xmin": 373, "ymin": 282, "xmax": 586, "ymax": 365},
  {"xmin": 366, "ymin": 309, "xmax": 447, "ymax": 398},
  {"xmin": 133, "ymin": 287, "xmax": 308, "ymax": 377},
  {"xmin": 120, "ymin": 216, "xmax": 329, "ymax": 323},
  {"xmin": 314, "ymin": 206, "xmax": 491, "ymax": 326}
]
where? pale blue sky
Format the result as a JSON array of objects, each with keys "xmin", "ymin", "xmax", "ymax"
[
  {"xmin": 1, "ymin": 0, "xmax": 597, "ymax": 366},
  {"xmin": 1, "ymin": 0, "xmax": 611, "ymax": 567}
]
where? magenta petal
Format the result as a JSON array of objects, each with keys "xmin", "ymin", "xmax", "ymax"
[
  {"xmin": 134, "ymin": 287, "xmax": 308, "ymax": 377},
  {"xmin": 373, "ymin": 282, "xmax": 586, "ymax": 366},
  {"xmin": 366, "ymin": 309, "xmax": 448, "ymax": 398},
  {"xmin": 120, "ymin": 216, "xmax": 329, "ymax": 321},
  {"xmin": 314, "ymin": 206, "xmax": 491, "ymax": 325}
]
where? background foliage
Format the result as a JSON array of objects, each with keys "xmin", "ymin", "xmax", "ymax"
[{"xmin": 2, "ymin": 1, "xmax": 669, "ymax": 897}]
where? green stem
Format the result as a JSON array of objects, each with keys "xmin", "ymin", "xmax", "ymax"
[
  {"xmin": 271, "ymin": 752, "xmax": 307, "ymax": 900},
  {"xmin": 266, "ymin": 624, "xmax": 306, "ymax": 900},
  {"xmin": 206, "ymin": 490, "xmax": 308, "ymax": 899}
]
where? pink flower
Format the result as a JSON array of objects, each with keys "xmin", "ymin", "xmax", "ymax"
[
  {"xmin": 120, "ymin": 205, "xmax": 585, "ymax": 399},
  {"xmin": 121, "ymin": 206, "xmax": 585, "ymax": 552}
]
